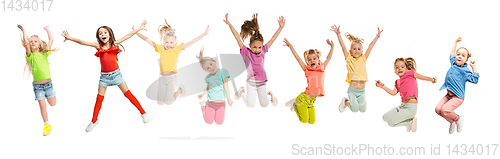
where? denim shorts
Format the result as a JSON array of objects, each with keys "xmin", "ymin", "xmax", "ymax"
[
  {"xmin": 99, "ymin": 69, "xmax": 125, "ymax": 87},
  {"xmin": 32, "ymin": 80, "xmax": 56, "ymax": 101}
]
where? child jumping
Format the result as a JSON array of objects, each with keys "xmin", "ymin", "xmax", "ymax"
[
  {"xmin": 435, "ymin": 37, "xmax": 479, "ymax": 134},
  {"xmin": 283, "ymin": 38, "xmax": 334, "ymax": 124},
  {"xmin": 196, "ymin": 46, "xmax": 233, "ymax": 125},
  {"xmin": 331, "ymin": 25, "xmax": 383, "ymax": 113},
  {"xmin": 61, "ymin": 20, "xmax": 150, "ymax": 132},
  {"xmin": 19, "ymin": 25, "xmax": 58, "ymax": 136},
  {"xmin": 134, "ymin": 19, "xmax": 209, "ymax": 105},
  {"xmin": 375, "ymin": 57, "xmax": 436, "ymax": 132},
  {"xmin": 224, "ymin": 13, "xmax": 283, "ymax": 107}
]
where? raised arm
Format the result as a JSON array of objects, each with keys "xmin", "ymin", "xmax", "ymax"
[
  {"xmin": 61, "ymin": 30, "xmax": 99, "ymax": 49},
  {"xmin": 330, "ymin": 25, "xmax": 349, "ymax": 59},
  {"xmin": 364, "ymin": 27, "xmax": 383, "ymax": 59},
  {"xmin": 266, "ymin": 16, "xmax": 285, "ymax": 49},
  {"xmin": 18, "ymin": 24, "xmax": 31, "ymax": 55},
  {"xmin": 181, "ymin": 25, "xmax": 209, "ymax": 50},
  {"xmin": 450, "ymin": 36, "xmax": 461, "ymax": 55},
  {"xmin": 323, "ymin": 39, "xmax": 335, "ymax": 67},
  {"xmin": 133, "ymin": 26, "xmax": 155, "ymax": 48},
  {"xmin": 43, "ymin": 26, "xmax": 54, "ymax": 48},
  {"xmin": 223, "ymin": 77, "xmax": 233, "ymax": 107},
  {"xmin": 115, "ymin": 20, "xmax": 147, "ymax": 45},
  {"xmin": 414, "ymin": 72, "xmax": 437, "ymax": 84},
  {"xmin": 223, "ymin": 13, "xmax": 244, "ymax": 49},
  {"xmin": 283, "ymin": 38, "xmax": 306, "ymax": 71},
  {"xmin": 375, "ymin": 80, "xmax": 398, "ymax": 96}
]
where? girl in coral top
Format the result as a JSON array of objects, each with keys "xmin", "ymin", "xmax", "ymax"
[
  {"xmin": 331, "ymin": 25, "xmax": 383, "ymax": 113},
  {"xmin": 283, "ymin": 38, "xmax": 334, "ymax": 124},
  {"xmin": 18, "ymin": 25, "xmax": 59, "ymax": 136},
  {"xmin": 61, "ymin": 21, "xmax": 150, "ymax": 132},
  {"xmin": 134, "ymin": 19, "xmax": 209, "ymax": 105},
  {"xmin": 225, "ymin": 13, "xmax": 283, "ymax": 108},
  {"xmin": 375, "ymin": 58, "xmax": 436, "ymax": 132}
]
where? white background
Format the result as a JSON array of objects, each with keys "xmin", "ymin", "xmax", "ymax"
[{"xmin": 1, "ymin": 0, "xmax": 499, "ymax": 158}]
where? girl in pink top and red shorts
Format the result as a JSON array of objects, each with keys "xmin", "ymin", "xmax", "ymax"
[{"xmin": 375, "ymin": 57, "xmax": 436, "ymax": 132}]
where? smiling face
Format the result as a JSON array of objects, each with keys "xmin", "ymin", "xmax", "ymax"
[
  {"xmin": 249, "ymin": 41, "xmax": 264, "ymax": 54},
  {"xmin": 307, "ymin": 54, "xmax": 320, "ymax": 68},
  {"xmin": 163, "ymin": 36, "xmax": 177, "ymax": 50},
  {"xmin": 98, "ymin": 28, "xmax": 110, "ymax": 45},
  {"xmin": 350, "ymin": 42, "xmax": 363, "ymax": 58},
  {"xmin": 455, "ymin": 48, "xmax": 469, "ymax": 65},
  {"xmin": 202, "ymin": 59, "xmax": 219, "ymax": 74},
  {"xmin": 394, "ymin": 60, "xmax": 408, "ymax": 77},
  {"xmin": 29, "ymin": 36, "xmax": 41, "ymax": 51}
]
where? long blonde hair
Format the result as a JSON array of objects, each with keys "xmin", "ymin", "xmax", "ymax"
[
  {"xmin": 21, "ymin": 35, "xmax": 58, "ymax": 78},
  {"xmin": 158, "ymin": 18, "xmax": 176, "ymax": 43}
]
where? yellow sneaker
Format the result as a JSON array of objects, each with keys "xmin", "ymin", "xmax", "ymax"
[{"xmin": 43, "ymin": 124, "xmax": 52, "ymax": 136}]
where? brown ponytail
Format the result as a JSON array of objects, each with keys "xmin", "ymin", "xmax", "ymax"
[
  {"xmin": 240, "ymin": 13, "xmax": 264, "ymax": 44},
  {"xmin": 158, "ymin": 18, "xmax": 176, "ymax": 42},
  {"xmin": 394, "ymin": 57, "xmax": 417, "ymax": 71}
]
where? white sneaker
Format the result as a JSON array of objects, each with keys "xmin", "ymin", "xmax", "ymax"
[
  {"xmin": 199, "ymin": 101, "xmax": 207, "ymax": 107},
  {"xmin": 405, "ymin": 125, "xmax": 411, "ymax": 132},
  {"xmin": 456, "ymin": 115, "xmax": 464, "ymax": 133},
  {"xmin": 449, "ymin": 122, "xmax": 456, "ymax": 134},
  {"xmin": 85, "ymin": 121, "xmax": 98, "ymax": 132},
  {"xmin": 268, "ymin": 90, "xmax": 278, "ymax": 106},
  {"xmin": 285, "ymin": 98, "xmax": 296, "ymax": 107},
  {"xmin": 339, "ymin": 97, "xmax": 348, "ymax": 113},
  {"xmin": 141, "ymin": 114, "xmax": 150, "ymax": 124},
  {"xmin": 234, "ymin": 86, "xmax": 245, "ymax": 100},
  {"xmin": 290, "ymin": 103, "xmax": 296, "ymax": 112},
  {"xmin": 410, "ymin": 117, "xmax": 417, "ymax": 132},
  {"xmin": 178, "ymin": 84, "xmax": 186, "ymax": 97}
]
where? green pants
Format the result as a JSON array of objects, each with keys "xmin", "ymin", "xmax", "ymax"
[
  {"xmin": 347, "ymin": 86, "xmax": 367, "ymax": 112},
  {"xmin": 382, "ymin": 103, "xmax": 417, "ymax": 127},
  {"xmin": 294, "ymin": 92, "xmax": 316, "ymax": 124}
]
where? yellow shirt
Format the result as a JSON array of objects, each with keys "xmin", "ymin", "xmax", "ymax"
[
  {"xmin": 345, "ymin": 54, "xmax": 368, "ymax": 83},
  {"xmin": 155, "ymin": 43, "xmax": 184, "ymax": 73}
]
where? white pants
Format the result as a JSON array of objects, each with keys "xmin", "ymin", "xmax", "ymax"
[
  {"xmin": 241, "ymin": 79, "xmax": 271, "ymax": 107},
  {"xmin": 157, "ymin": 74, "xmax": 177, "ymax": 105}
]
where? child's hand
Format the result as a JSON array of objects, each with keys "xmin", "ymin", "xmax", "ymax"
[
  {"xmin": 61, "ymin": 30, "xmax": 70, "ymax": 42},
  {"xmin": 456, "ymin": 36, "xmax": 462, "ymax": 43},
  {"xmin": 432, "ymin": 77, "xmax": 437, "ymax": 84},
  {"xmin": 377, "ymin": 27, "xmax": 383, "ymax": 37},
  {"xmin": 283, "ymin": 38, "xmax": 292, "ymax": 47},
  {"xmin": 469, "ymin": 60, "xmax": 476, "ymax": 67},
  {"xmin": 17, "ymin": 24, "xmax": 24, "ymax": 31},
  {"xmin": 330, "ymin": 25, "xmax": 340, "ymax": 34},
  {"xmin": 277, "ymin": 16, "xmax": 285, "ymax": 28},
  {"xmin": 326, "ymin": 39, "xmax": 334, "ymax": 47},
  {"xmin": 375, "ymin": 80, "xmax": 384, "ymax": 88},
  {"xmin": 140, "ymin": 20, "xmax": 147, "ymax": 30},
  {"xmin": 43, "ymin": 26, "xmax": 50, "ymax": 30},
  {"xmin": 223, "ymin": 13, "xmax": 230, "ymax": 25},
  {"xmin": 197, "ymin": 94, "xmax": 203, "ymax": 99},
  {"xmin": 228, "ymin": 98, "xmax": 233, "ymax": 107}
]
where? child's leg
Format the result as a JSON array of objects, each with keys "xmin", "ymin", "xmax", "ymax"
[
  {"xmin": 256, "ymin": 82, "xmax": 270, "ymax": 107},
  {"xmin": 307, "ymin": 104, "xmax": 316, "ymax": 124},
  {"xmin": 294, "ymin": 93, "xmax": 310, "ymax": 123},
  {"xmin": 158, "ymin": 75, "xmax": 176, "ymax": 105},
  {"xmin": 157, "ymin": 75, "xmax": 168, "ymax": 105},
  {"xmin": 91, "ymin": 87, "xmax": 106, "ymax": 123},
  {"xmin": 439, "ymin": 97, "xmax": 464, "ymax": 123},
  {"xmin": 38, "ymin": 99, "xmax": 49, "ymax": 122},
  {"xmin": 385, "ymin": 103, "xmax": 418, "ymax": 127},
  {"xmin": 118, "ymin": 83, "xmax": 146, "ymax": 115},
  {"xmin": 357, "ymin": 90, "xmax": 367, "ymax": 112},
  {"xmin": 347, "ymin": 87, "xmax": 360, "ymax": 112},
  {"xmin": 214, "ymin": 102, "xmax": 226, "ymax": 125},
  {"xmin": 241, "ymin": 82, "xmax": 257, "ymax": 107},
  {"xmin": 202, "ymin": 102, "xmax": 216, "ymax": 124},
  {"xmin": 435, "ymin": 94, "xmax": 450, "ymax": 119},
  {"xmin": 382, "ymin": 106, "xmax": 398, "ymax": 122},
  {"xmin": 44, "ymin": 83, "xmax": 57, "ymax": 106}
]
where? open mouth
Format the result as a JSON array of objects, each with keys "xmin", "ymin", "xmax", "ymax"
[
  {"xmin": 311, "ymin": 63, "xmax": 316, "ymax": 67},
  {"xmin": 102, "ymin": 37, "xmax": 107, "ymax": 41}
]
